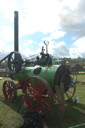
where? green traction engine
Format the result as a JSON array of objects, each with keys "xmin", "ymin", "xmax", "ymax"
[{"xmin": 0, "ymin": 45, "xmax": 76, "ymax": 114}]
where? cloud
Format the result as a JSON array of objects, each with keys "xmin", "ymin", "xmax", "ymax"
[
  {"xmin": 69, "ymin": 37, "xmax": 85, "ymax": 58},
  {"xmin": 0, "ymin": 0, "xmax": 85, "ymax": 59},
  {"xmin": 19, "ymin": 0, "xmax": 63, "ymax": 36},
  {"xmin": 13, "ymin": 0, "xmax": 85, "ymax": 39},
  {"xmin": 59, "ymin": 0, "xmax": 85, "ymax": 37},
  {"xmin": 5, "ymin": 45, "xmax": 14, "ymax": 53},
  {"xmin": 19, "ymin": 47, "xmax": 33, "ymax": 57},
  {"xmin": 0, "ymin": 26, "xmax": 13, "ymax": 42},
  {"xmin": 71, "ymin": 36, "xmax": 77, "ymax": 41},
  {"xmin": 19, "ymin": 40, "xmax": 69, "ymax": 59},
  {"xmin": 50, "ymin": 41, "xmax": 70, "ymax": 58},
  {"xmin": 0, "ymin": 0, "xmax": 84, "ymax": 38},
  {"xmin": 38, "ymin": 41, "xmax": 70, "ymax": 58},
  {"xmin": 0, "ymin": 0, "xmax": 83, "ymax": 37},
  {"xmin": 23, "ymin": 40, "xmax": 34, "ymax": 47},
  {"xmin": 0, "ymin": 40, "xmax": 5, "ymax": 51},
  {"xmin": 0, "ymin": 0, "xmax": 20, "ymax": 21},
  {"xmin": 20, "ymin": 40, "xmax": 38, "ymax": 57},
  {"xmin": 42, "ymin": 30, "xmax": 66, "ymax": 41}
]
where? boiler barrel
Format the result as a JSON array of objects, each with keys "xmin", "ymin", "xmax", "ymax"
[{"xmin": 12, "ymin": 65, "xmax": 71, "ymax": 92}]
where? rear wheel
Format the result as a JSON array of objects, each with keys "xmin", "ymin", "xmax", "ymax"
[{"xmin": 64, "ymin": 81, "xmax": 76, "ymax": 101}]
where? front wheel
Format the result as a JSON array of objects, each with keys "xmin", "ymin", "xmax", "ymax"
[
  {"xmin": 23, "ymin": 76, "xmax": 54, "ymax": 114},
  {"xmin": 3, "ymin": 80, "xmax": 17, "ymax": 101}
]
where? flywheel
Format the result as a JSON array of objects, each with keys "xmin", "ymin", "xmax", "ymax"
[{"xmin": 8, "ymin": 51, "xmax": 22, "ymax": 73}]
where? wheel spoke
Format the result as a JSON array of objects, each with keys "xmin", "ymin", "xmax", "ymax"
[
  {"xmin": 41, "ymin": 101, "xmax": 47, "ymax": 114},
  {"xmin": 37, "ymin": 99, "xmax": 40, "ymax": 112},
  {"xmin": 64, "ymin": 79, "xmax": 76, "ymax": 101},
  {"xmin": 39, "ymin": 80, "xmax": 42, "ymax": 86},
  {"xmin": 42, "ymin": 98, "xmax": 50, "ymax": 107},
  {"xmin": 68, "ymin": 89, "xmax": 74, "ymax": 94},
  {"xmin": 65, "ymin": 92, "xmax": 70, "ymax": 99},
  {"xmin": 42, "ymin": 94, "xmax": 49, "ymax": 98},
  {"xmin": 29, "ymin": 80, "xmax": 35, "ymax": 90},
  {"xmin": 39, "ymin": 81, "xmax": 43, "ymax": 91},
  {"xmin": 34, "ymin": 78, "xmax": 38, "ymax": 89},
  {"xmin": 33, "ymin": 99, "xmax": 37, "ymax": 106},
  {"xmin": 23, "ymin": 76, "xmax": 52, "ymax": 114},
  {"xmin": 25, "ymin": 95, "xmax": 34, "ymax": 110},
  {"xmin": 3, "ymin": 80, "xmax": 17, "ymax": 101}
]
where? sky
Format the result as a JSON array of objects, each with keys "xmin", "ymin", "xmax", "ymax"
[{"xmin": 0, "ymin": 0, "xmax": 85, "ymax": 59}]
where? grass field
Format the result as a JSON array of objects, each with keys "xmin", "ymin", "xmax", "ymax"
[{"xmin": 0, "ymin": 75, "xmax": 85, "ymax": 128}]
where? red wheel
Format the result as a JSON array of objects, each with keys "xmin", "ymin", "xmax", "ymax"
[
  {"xmin": 3, "ymin": 80, "xmax": 17, "ymax": 101},
  {"xmin": 64, "ymin": 81, "xmax": 76, "ymax": 101},
  {"xmin": 23, "ymin": 76, "xmax": 54, "ymax": 114},
  {"xmin": 54, "ymin": 81, "xmax": 76, "ymax": 102}
]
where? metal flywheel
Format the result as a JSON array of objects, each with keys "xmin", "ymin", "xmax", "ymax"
[{"xmin": 8, "ymin": 51, "xmax": 22, "ymax": 73}]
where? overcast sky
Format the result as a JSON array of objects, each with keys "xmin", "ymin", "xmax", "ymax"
[{"xmin": 0, "ymin": 0, "xmax": 85, "ymax": 58}]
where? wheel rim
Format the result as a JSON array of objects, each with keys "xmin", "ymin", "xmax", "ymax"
[
  {"xmin": 61, "ymin": 73, "xmax": 76, "ymax": 102},
  {"xmin": 23, "ymin": 76, "xmax": 53, "ymax": 114},
  {"xmin": 64, "ymin": 83, "xmax": 76, "ymax": 101},
  {"xmin": 3, "ymin": 80, "xmax": 17, "ymax": 101}
]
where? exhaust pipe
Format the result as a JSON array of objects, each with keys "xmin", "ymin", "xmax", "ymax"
[{"xmin": 14, "ymin": 11, "xmax": 19, "ymax": 52}]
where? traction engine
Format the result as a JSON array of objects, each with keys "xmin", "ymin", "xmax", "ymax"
[{"xmin": 0, "ymin": 43, "xmax": 76, "ymax": 114}]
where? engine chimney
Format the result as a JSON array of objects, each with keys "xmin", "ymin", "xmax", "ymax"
[{"xmin": 14, "ymin": 11, "xmax": 19, "ymax": 52}]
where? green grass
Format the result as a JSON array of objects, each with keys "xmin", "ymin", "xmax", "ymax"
[{"xmin": 0, "ymin": 76, "xmax": 85, "ymax": 128}]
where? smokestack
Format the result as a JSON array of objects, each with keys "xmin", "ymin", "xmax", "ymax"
[{"xmin": 14, "ymin": 11, "xmax": 19, "ymax": 52}]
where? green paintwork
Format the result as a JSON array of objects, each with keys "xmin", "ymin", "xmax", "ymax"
[{"xmin": 12, "ymin": 65, "xmax": 60, "ymax": 91}]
